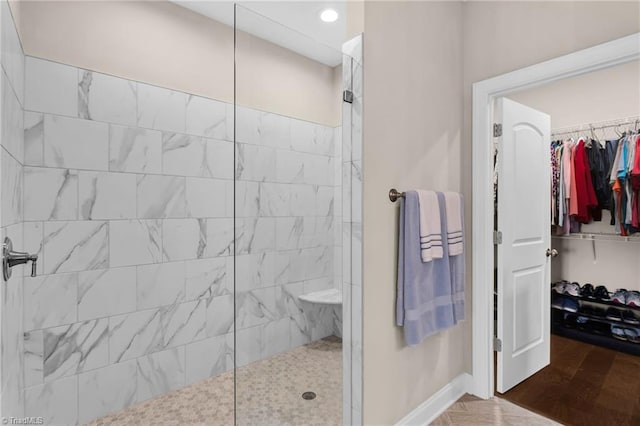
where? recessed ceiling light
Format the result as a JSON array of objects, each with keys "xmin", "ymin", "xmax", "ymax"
[{"xmin": 320, "ymin": 8, "xmax": 338, "ymax": 23}]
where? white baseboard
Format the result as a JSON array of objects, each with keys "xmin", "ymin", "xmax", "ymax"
[{"xmin": 395, "ymin": 373, "xmax": 472, "ymax": 426}]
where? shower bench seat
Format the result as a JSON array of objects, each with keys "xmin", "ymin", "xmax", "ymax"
[{"xmin": 298, "ymin": 288, "xmax": 342, "ymax": 305}]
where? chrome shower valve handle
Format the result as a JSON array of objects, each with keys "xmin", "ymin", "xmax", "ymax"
[{"xmin": 3, "ymin": 237, "xmax": 38, "ymax": 281}]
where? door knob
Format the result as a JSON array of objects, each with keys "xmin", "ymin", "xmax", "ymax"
[
  {"xmin": 3, "ymin": 237, "xmax": 38, "ymax": 281},
  {"xmin": 545, "ymin": 248, "xmax": 558, "ymax": 258}
]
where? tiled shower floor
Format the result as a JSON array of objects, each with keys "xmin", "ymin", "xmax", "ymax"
[{"xmin": 85, "ymin": 337, "xmax": 342, "ymax": 426}]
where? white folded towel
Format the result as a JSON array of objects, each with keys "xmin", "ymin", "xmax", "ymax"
[
  {"xmin": 444, "ymin": 192, "xmax": 463, "ymax": 256},
  {"xmin": 417, "ymin": 190, "xmax": 443, "ymax": 262}
]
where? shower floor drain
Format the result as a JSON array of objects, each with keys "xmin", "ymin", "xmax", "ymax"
[{"xmin": 301, "ymin": 391, "xmax": 316, "ymax": 400}]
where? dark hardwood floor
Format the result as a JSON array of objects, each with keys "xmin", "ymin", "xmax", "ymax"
[{"xmin": 498, "ymin": 334, "xmax": 640, "ymax": 426}]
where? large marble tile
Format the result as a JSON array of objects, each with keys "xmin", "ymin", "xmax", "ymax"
[
  {"xmin": 185, "ymin": 177, "xmax": 229, "ymax": 218},
  {"xmin": 185, "ymin": 257, "xmax": 232, "ymax": 300},
  {"xmin": 24, "ymin": 167, "xmax": 78, "ymax": 221},
  {"xmin": 236, "ymin": 106, "xmax": 290, "ymax": 149},
  {"xmin": 162, "ymin": 218, "xmax": 206, "ymax": 261},
  {"xmin": 290, "ymin": 314, "xmax": 311, "ymax": 347},
  {"xmin": 24, "ymin": 375, "xmax": 78, "ymax": 425},
  {"xmin": 185, "ymin": 95, "xmax": 227, "ymax": 140},
  {"xmin": 43, "ymin": 318, "xmax": 109, "ymax": 381},
  {"xmin": 235, "ymin": 180, "xmax": 260, "ymax": 217},
  {"xmin": 290, "ymin": 119, "xmax": 334, "ymax": 156},
  {"xmin": 258, "ymin": 183, "xmax": 290, "ymax": 217},
  {"xmin": 2, "ymin": 222, "xmax": 25, "ymax": 417},
  {"xmin": 24, "ymin": 111, "xmax": 44, "ymax": 166},
  {"xmin": 24, "ymin": 56, "xmax": 77, "ymax": 116},
  {"xmin": 161, "ymin": 300, "xmax": 206, "ymax": 349},
  {"xmin": 2, "ymin": 68, "xmax": 24, "ymax": 162},
  {"xmin": 236, "ymin": 288, "xmax": 278, "ymax": 329},
  {"xmin": 263, "ymin": 318, "xmax": 291, "ymax": 358},
  {"xmin": 275, "ymin": 217, "xmax": 304, "ymax": 251},
  {"xmin": 24, "ymin": 272, "xmax": 78, "ymax": 331},
  {"xmin": 78, "ymin": 70, "xmax": 137, "ymax": 126},
  {"xmin": 43, "ymin": 114, "xmax": 109, "ymax": 170},
  {"xmin": 137, "ymin": 83, "xmax": 186, "ymax": 133},
  {"xmin": 204, "ymin": 137, "xmax": 234, "ymax": 180},
  {"xmin": 185, "ymin": 334, "xmax": 231, "ymax": 385},
  {"xmin": 109, "ymin": 124, "xmax": 162, "ymax": 173},
  {"xmin": 109, "ymin": 219, "xmax": 161, "ymax": 267},
  {"xmin": 43, "ymin": 221, "xmax": 109, "ymax": 274},
  {"xmin": 1, "ymin": 0, "xmax": 24, "ymax": 105},
  {"xmin": 78, "ymin": 171, "xmax": 136, "ymax": 220},
  {"xmin": 203, "ymin": 218, "xmax": 234, "ymax": 257},
  {"xmin": 137, "ymin": 261, "xmax": 185, "ymax": 310},
  {"xmin": 1, "ymin": 146, "xmax": 23, "ymax": 226},
  {"xmin": 162, "ymin": 133, "xmax": 209, "ymax": 177},
  {"xmin": 24, "ymin": 330, "xmax": 43, "ymax": 388},
  {"xmin": 275, "ymin": 149, "xmax": 305, "ymax": 184},
  {"xmin": 23, "ymin": 222, "xmax": 44, "ymax": 276},
  {"xmin": 78, "ymin": 267, "xmax": 136, "ymax": 321},
  {"xmin": 137, "ymin": 174, "xmax": 186, "ymax": 219},
  {"xmin": 235, "ymin": 143, "xmax": 277, "ymax": 182},
  {"xmin": 304, "ymin": 153, "xmax": 333, "ymax": 186},
  {"xmin": 109, "ymin": 308, "xmax": 164, "ymax": 362},
  {"xmin": 235, "ymin": 252, "xmax": 276, "ymax": 292},
  {"xmin": 281, "ymin": 282, "xmax": 305, "ymax": 317},
  {"xmin": 205, "ymin": 294, "xmax": 234, "ymax": 338},
  {"xmin": 78, "ymin": 360, "xmax": 137, "ymax": 424},
  {"xmin": 234, "ymin": 325, "xmax": 263, "ymax": 367},
  {"xmin": 290, "ymin": 184, "xmax": 317, "ymax": 216},
  {"xmin": 235, "ymin": 217, "xmax": 276, "ymax": 255},
  {"xmin": 136, "ymin": 346, "xmax": 185, "ymax": 402},
  {"xmin": 317, "ymin": 186, "xmax": 335, "ymax": 217}
]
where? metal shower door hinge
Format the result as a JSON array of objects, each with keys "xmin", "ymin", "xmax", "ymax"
[
  {"xmin": 494, "ymin": 337, "xmax": 502, "ymax": 352},
  {"xmin": 343, "ymin": 90, "xmax": 353, "ymax": 104},
  {"xmin": 493, "ymin": 123, "xmax": 503, "ymax": 137},
  {"xmin": 493, "ymin": 230, "xmax": 502, "ymax": 245}
]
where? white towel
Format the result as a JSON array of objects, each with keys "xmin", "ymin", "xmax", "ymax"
[
  {"xmin": 443, "ymin": 192, "xmax": 463, "ymax": 256},
  {"xmin": 417, "ymin": 190, "xmax": 443, "ymax": 262}
]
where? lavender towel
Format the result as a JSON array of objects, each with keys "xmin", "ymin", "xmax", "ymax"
[{"xmin": 396, "ymin": 191, "xmax": 462, "ymax": 346}]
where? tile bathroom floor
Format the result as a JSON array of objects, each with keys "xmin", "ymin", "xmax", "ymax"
[{"xmin": 85, "ymin": 337, "xmax": 342, "ymax": 426}]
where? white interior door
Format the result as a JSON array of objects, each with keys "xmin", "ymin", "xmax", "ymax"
[{"xmin": 496, "ymin": 97, "xmax": 551, "ymax": 393}]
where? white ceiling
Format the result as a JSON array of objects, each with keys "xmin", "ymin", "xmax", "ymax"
[{"xmin": 172, "ymin": 1, "xmax": 347, "ymax": 67}]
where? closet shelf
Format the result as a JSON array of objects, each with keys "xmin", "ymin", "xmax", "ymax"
[
  {"xmin": 552, "ymin": 233, "xmax": 640, "ymax": 243},
  {"xmin": 551, "ymin": 306, "xmax": 639, "ymax": 327},
  {"xmin": 557, "ymin": 293, "xmax": 640, "ymax": 312}
]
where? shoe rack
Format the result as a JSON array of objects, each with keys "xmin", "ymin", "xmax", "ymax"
[{"xmin": 551, "ymin": 291, "xmax": 640, "ymax": 356}]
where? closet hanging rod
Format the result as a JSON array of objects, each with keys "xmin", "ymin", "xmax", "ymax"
[
  {"xmin": 552, "ymin": 233, "xmax": 640, "ymax": 243},
  {"xmin": 389, "ymin": 188, "xmax": 405, "ymax": 202},
  {"xmin": 551, "ymin": 115, "xmax": 640, "ymax": 137}
]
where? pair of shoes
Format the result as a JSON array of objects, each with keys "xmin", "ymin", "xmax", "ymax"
[
  {"xmin": 610, "ymin": 289, "xmax": 640, "ymax": 307},
  {"xmin": 594, "ymin": 285, "xmax": 611, "ymax": 301},
  {"xmin": 611, "ymin": 325, "xmax": 640, "ymax": 343},
  {"xmin": 552, "ymin": 281, "xmax": 580, "ymax": 296},
  {"xmin": 627, "ymin": 291, "xmax": 640, "ymax": 307},
  {"xmin": 612, "ymin": 288, "xmax": 628, "ymax": 304},
  {"xmin": 553, "ymin": 295, "xmax": 578, "ymax": 313},
  {"xmin": 552, "ymin": 280, "xmax": 569, "ymax": 294},
  {"xmin": 580, "ymin": 283, "xmax": 595, "ymax": 298}
]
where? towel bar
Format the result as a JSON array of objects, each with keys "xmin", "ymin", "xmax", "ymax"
[{"xmin": 389, "ymin": 188, "xmax": 405, "ymax": 202}]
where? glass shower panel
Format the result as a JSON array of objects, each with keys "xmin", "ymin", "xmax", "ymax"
[
  {"xmin": 1, "ymin": 2, "xmax": 236, "ymax": 423},
  {"xmin": 234, "ymin": 5, "xmax": 344, "ymax": 424}
]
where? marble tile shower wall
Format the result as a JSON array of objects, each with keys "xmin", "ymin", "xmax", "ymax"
[
  {"xmin": 20, "ymin": 55, "xmax": 342, "ymax": 424},
  {"xmin": 1, "ymin": 0, "xmax": 26, "ymax": 419}
]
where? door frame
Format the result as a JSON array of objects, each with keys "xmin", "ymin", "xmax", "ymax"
[{"xmin": 471, "ymin": 32, "xmax": 640, "ymax": 399}]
